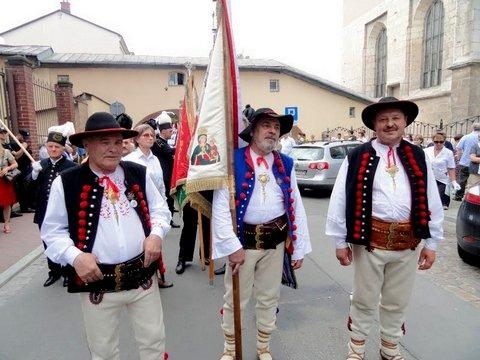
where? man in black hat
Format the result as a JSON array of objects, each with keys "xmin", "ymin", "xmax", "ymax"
[
  {"xmin": 326, "ymin": 97, "xmax": 444, "ymax": 360},
  {"xmin": 41, "ymin": 112, "xmax": 172, "ymax": 359},
  {"xmin": 212, "ymin": 107, "xmax": 311, "ymax": 360},
  {"xmin": 31, "ymin": 131, "xmax": 78, "ymax": 287}
]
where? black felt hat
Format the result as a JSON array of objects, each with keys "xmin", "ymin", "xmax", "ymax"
[
  {"xmin": 361, "ymin": 97, "xmax": 419, "ymax": 130},
  {"xmin": 69, "ymin": 112, "xmax": 138, "ymax": 148},
  {"xmin": 239, "ymin": 107, "xmax": 293, "ymax": 143}
]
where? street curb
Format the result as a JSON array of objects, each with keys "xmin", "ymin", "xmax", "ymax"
[{"xmin": 0, "ymin": 245, "xmax": 44, "ymax": 288}]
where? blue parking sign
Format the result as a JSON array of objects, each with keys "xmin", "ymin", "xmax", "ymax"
[{"xmin": 285, "ymin": 106, "xmax": 298, "ymax": 123}]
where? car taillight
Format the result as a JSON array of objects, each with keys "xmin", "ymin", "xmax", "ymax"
[
  {"xmin": 465, "ymin": 192, "xmax": 480, "ymax": 205},
  {"xmin": 308, "ymin": 162, "xmax": 329, "ymax": 170}
]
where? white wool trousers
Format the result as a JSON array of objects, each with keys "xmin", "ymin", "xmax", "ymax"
[
  {"xmin": 349, "ymin": 244, "xmax": 420, "ymax": 344},
  {"xmin": 221, "ymin": 243, "xmax": 284, "ymax": 350},
  {"xmin": 79, "ymin": 276, "xmax": 165, "ymax": 360}
]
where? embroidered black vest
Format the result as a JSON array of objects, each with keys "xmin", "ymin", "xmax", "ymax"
[
  {"xmin": 34, "ymin": 156, "xmax": 78, "ymax": 225},
  {"xmin": 345, "ymin": 140, "xmax": 431, "ymax": 247},
  {"xmin": 61, "ymin": 161, "xmax": 151, "ymax": 253}
]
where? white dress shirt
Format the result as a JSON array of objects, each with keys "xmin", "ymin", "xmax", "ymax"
[
  {"xmin": 123, "ymin": 148, "xmax": 166, "ymax": 199},
  {"xmin": 212, "ymin": 148, "xmax": 311, "ymax": 260},
  {"xmin": 41, "ymin": 165, "xmax": 171, "ymax": 266},
  {"xmin": 424, "ymin": 146, "xmax": 455, "ymax": 185},
  {"xmin": 326, "ymin": 139, "xmax": 444, "ymax": 250}
]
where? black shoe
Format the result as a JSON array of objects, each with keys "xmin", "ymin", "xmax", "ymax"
[
  {"xmin": 21, "ymin": 208, "xmax": 35, "ymax": 213},
  {"xmin": 214, "ymin": 263, "xmax": 226, "ymax": 275},
  {"xmin": 43, "ymin": 274, "xmax": 61, "ymax": 287},
  {"xmin": 62, "ymin": 277, "xmax": 69, "ymax": 287},
  {"xmin": 170, "ymin": 221, "xmax": 180, "ymax": 228},
  {"xmin": 10, "ymin": 212, "xmax": 23, "ymax": 218},
  {"xmin": 175, "ymin": 260, "xmax": 186, "ymax": 274}
]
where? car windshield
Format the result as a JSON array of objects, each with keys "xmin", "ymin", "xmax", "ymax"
[{"xmin": 290, "ymin": 147, "xmax": 324, "ymax": 161}]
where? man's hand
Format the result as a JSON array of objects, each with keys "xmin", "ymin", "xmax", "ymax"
[
  {"xmin": 143, "ymin": 234, "xmax": 162, "ymax": 267},
  {"xmin": 291, "ymin": 258, "xmax": 304, "ymax": 270},
  {"xmin": 73, "ymin": 253, "xmax": 104, "ymax": 283},
  {"xmin": 418, "ymin": 247, "xmax": 436, "ymax": 270},
  {"xmin": 228, "ymin": 248, "xmax": 245, "ymax": 275},
  {"xmin": 336, "ymin": 247, "xmax": 353, "ymax": 266}
]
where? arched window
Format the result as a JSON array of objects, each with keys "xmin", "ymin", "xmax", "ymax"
[
  {"xmin": 374, "ymin": 28, "xmax": 387, "ymax": 98},
  {"xmin": 422, "ymin": 1, "xmax": 444, "ymax": 88}
]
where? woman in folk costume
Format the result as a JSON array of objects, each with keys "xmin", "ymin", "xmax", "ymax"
[
  {"xmin": 0, "ymin": 126, "xmax": 19, "ymax": 234},
  {"xmin": 212, "ymin": 107, "xmax": 311, "ymax": 360}
]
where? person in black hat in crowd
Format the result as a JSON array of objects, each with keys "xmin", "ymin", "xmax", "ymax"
[
  {"xmin": 212, "ymin": 107, "xmax": 311, "ymax": 360},
  {"xmin": 151, "ymin": 111, "xmax": 180, "ymax": 228},
  {"xmin": 41, "ymin": 112, "xmax": 171, "ymax": 359},
  {"xmin": 326, "ymin": 97, "xmax": 444, "ymax": 360},
  {"xmin": 30, "ymin": 131, "xmax": 78, "ymax": 287}
]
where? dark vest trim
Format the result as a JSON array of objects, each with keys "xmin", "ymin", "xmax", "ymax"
[{"xmin": 345, "ymin": 140, "xmax": 431, "ymax": 247}]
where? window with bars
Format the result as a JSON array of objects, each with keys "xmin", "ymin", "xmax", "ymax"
[
  {"xmin": 422, "ymin": 1, "xmax": 444, "ymax": 88},
  {"xmin": 269, "ymin": 79, "xmax": 279, "ymax": 92},
  {"xmin": 374, "ymin": 28, "xmax": 387, "ymax": 98}
]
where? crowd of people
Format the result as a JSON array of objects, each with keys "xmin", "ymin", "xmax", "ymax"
[{"xmin": 1, "ymin": 97, "xmax": 479, "ymax": 360}]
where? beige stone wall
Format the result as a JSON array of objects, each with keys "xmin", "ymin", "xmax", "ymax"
[
  {"xmin": 35, "ymin": 66, "xmax": 368, "ymax": 141},
  {"xmin": 451, "ymin": 63, "xmax": 480, "ymax": 121}
]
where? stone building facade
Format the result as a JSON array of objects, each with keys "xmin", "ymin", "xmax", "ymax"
[{"xmin": 342, "ymin": 0, "xmax": 480, "ymax": 127}]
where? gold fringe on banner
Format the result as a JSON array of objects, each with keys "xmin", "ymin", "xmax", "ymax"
[
  {"xmin": 185, "ymin": 177, "xmax": 226, "ymax": 194},
  {"xmin": 189, "ymin": 193, "xmax": 213, "ymax": 219}
]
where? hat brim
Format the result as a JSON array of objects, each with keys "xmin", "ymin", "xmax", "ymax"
[
  {"xmin": 69, "ymin": 128, "xmax": 138, "ymax": 148},
  {"xmin": 239, "ymin": 114, "xmax": 293, "ymax": 143},
  {"xmin": 361, "ymin": 100, "xmax": 418, "ymax": 130}
]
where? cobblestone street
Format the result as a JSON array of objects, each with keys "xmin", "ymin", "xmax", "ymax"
[{"xmin": 419, "ymin": 203, "xmax": 480, "ymax": 309}]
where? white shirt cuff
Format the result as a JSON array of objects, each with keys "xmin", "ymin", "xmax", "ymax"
[{"xmin": 64, "ymin": 246, "xmax": 83, "ymax": 266}]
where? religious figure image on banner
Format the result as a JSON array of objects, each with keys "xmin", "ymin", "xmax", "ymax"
[{"xmin": 190, "ymin": 127, "xmax": 220, "ymax": 165}]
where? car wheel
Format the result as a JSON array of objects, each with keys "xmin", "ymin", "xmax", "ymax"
[{"xmin": 457, "ymin": 244, "xmax": 480, "ymax": 266}]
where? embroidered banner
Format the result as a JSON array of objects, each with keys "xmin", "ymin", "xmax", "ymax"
[{"xmin": 185, "ymin": 0, "xmax": 244, "ymax": 215}]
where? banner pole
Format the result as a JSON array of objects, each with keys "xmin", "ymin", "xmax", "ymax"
[{"xmin": 0, "ymin": 119, "xmax": 35, "ymax": 163}]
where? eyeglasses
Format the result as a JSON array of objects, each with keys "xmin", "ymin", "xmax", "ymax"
[
  {"xmin": 433, "ymin": 140, "xmax": 444, "ymax": 144},
  {"xmin": 140, "ymin": 133, "xmax": 154, "ymax": 138}
]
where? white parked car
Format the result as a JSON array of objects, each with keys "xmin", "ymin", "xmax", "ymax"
[{"xmin": 290, "ymin": 140, "xmax": 362, "ymax": 191}]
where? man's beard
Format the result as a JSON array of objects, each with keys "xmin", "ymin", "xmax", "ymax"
[{"xmin": 254, "ymin": 138, "xmax": 277, "ymax": 153}]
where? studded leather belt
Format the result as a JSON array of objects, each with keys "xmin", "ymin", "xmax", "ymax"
[
  {"xmin": 67, "ymin": 252, "xmax": 157, "ymax": 293},
  {"xmin": 243, "ymin": 214, "xmax": 288, "ymax": 250},
  {"xmin": 370, "ymin": 217, "xmax": 420, "ymax": 251}
]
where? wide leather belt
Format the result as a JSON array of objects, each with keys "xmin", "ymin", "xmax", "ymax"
[
  {"xmin": 370, "ymin": 218, "xmax": 420, "ymax": 251},
  {"xmin": 243, "ymin": 214, "xmax": 288, "ymax": 250},
  {"xmin": 67, "ymin": 252, "xmax": 157, "ymax": 293}
]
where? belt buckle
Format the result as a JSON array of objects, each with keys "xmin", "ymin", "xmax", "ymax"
[
  {"xmin": 386, "ymin": 222, "xmax": 398, "ymax": 250},
  {"xmin": 255, "ymin": 225, "xmax": 264, "ymax": 249},
  {"xmin": 114, "ymin": 263, "xmax": 124, "ymax": 291}
]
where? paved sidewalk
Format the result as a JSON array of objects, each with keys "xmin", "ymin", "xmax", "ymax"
[{"xmin": 0, "ymin": 211, "xmax": 43, "ymax": 286}]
